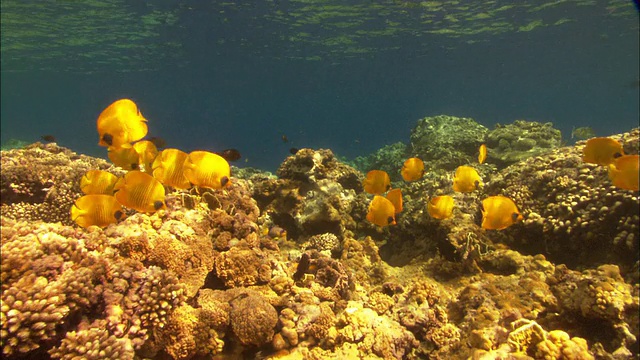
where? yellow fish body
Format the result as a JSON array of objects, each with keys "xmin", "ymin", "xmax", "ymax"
[
  {"xmin": 80, "ymin": 170, "xmax": 119, "ymax": 195},
  {"xmin": 366, "ymin": 195, "xmax": 397, "ymax": 227},
  {"xmin": 427, "ymin": 195, "xmax": 454, "ymax": 220},
  {"xmin": 152, "ymin": 148, "xmax": 191, "ymax": 189},
  {"xmin": 183, "ymin": 151, "xmax": 231, "ymax": 190},
  {"xmin": 453, "ymin": 165, "xmax": 483, "ymax": 193},
  {"xmin": 97, "ymin": 99, "xmax": 148, "ymax": 148},
  {"xmin": 133, "ymin": 140, "xmax": 159, "ymax": 174},
  {"xmin": 70, "ymin": 194, "xmax": 124, "ymax": 228},
  {"xmin": 108, "ymin": 146, "xmax": 140, "ymax": 171},
  {"xmin": 481, "ymin": 195, "xmax": 523, "ymax": 230},
  {"xmin": 401, "ymin": 157, "xmax": 425, "ymax": 182},
  {"xmin": 386, "ymin": 188, "xmax": 403, "ymax": 213},
  {"xmin": 363, "ymin": 170, "xmax": 391, "ymax": 195},
  {"xmin": 582, "ymin": 137, "xmax": 624, "ymax": 166},
  {"xmin": 478, "ymin": 144, "xmax": 487, "ymax": 164},
  {"xmin": 608, "ymin": 154, "xmax": 639, "ymax": 191},
  {"xmin": 114, "ymin": 170, "xmax": 166, "ymax": 213}
]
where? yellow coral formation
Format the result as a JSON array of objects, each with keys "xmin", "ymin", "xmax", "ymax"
[
  {"xmin": 535, "ymin": 330, "xmax": 593, "ymax": 360},
  {"xmin": 156, "ymin": 304, "xmax": 224, "ymax": 359},
  {"xmin": 0, "ymin": 125, "xmax": 638, "ymax": 359},
  {"xmin": 49, "ymin": 328, "xmax": 134, "ymax": 360},
  {"xmin": 1, "ymin": 274, "xmax": 69, "ymax": 356},
  {"xmin": 229, "ymin": 291, "xmax": 278, "ymax": 346}
]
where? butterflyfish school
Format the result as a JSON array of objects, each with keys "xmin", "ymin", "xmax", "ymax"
[
  {"xmin": 70, "ymin": 194, "xmax": 124, "ymax": 228},
  {"xmin": 582, "ymin": 137, "xmax": 624, "ymax": 166},
  {"xmin": 152, "ymin": 148, "xmax": 191, "ymax": 189},
  {"xmin": 183, "ymin": 151, "xmax": 231, "ymax": 190},
  {"xmin": 133, "ymin": 140, "xmax": 159, "ymax": 173},
  {"xmin": 366, "ymin": 195, "xmax": 397, "ymax": 227},
  {"xmin": 97, "ymin": 99, "xmax": 148, "ymax": 148},
  {"xmin": 608, "ymin": 154, "xmax": 639, "ymax": 191},
  {"xmin": 480, "ymin": 195, "xmax": 523, "ymax": 230},
  {"xmin": 478, "ymin": 144, "xmax": 487, "ymax": 164},
  {"xmin": 114, "ymin": 170, "xmax": 166, "ymax": 213},
  {"xmin": 452, "ymin": 165, "xmax": 483, "ymax": 193},
  {"xmin": 386, "ymin": 188, "xmax": 403, "ymax": 213},
  {"xmin": 108, "ymin": 146, "xmax": 140, "ymax": 171},
  {"xmin": 80, "ymin": 170, "xmax": 119, "ymax": 195},
  {"xmin": 363, "ymin": 170, "xmax": 391, "ymax": 195},
  {"xmin": 427, "ymin": 195, "xmax": 454, "ymax": 220},
  {"xmin": 401, "ymin": 157, "xmax": 425, "ymax": 182}
]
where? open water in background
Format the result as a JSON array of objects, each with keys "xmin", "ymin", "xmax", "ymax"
[{"xmin": 1, "ymin": 1, "xmax": 638, "ymax": 171}]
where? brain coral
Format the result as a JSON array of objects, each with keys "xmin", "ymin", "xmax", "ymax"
[{"xmin": 229, "ymin": 291, "xmax": 278, "ymax": 346}]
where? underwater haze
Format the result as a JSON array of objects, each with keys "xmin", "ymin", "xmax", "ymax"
[{"xmin": 1, "ymin": 0, "xmax": 638, "ymax": 172}]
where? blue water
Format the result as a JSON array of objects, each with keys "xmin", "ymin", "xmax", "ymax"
[{"xmin": 1, "ymin": 1, "xmax": 638, "ymax": 171}]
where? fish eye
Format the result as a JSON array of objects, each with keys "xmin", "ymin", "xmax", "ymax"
[
  {"xmin": 613, "ymin": 152, "xmax": 622, "ymax": 158},
  {"xmin": 386, "ymin": 184, "xmax": 391, "ymax": 190},
  {"xmin": 474, "ymin": 180, "xmax": 479, "ymax": 187},
  {"xmin": 114, "ymin": 210, "xmax": 124, "ymax": 220},
  {"xmin": 387, "ymin": 216, "xmax": 394, "ymax": 224},
  {"xmin": 220, "ymin": 176, "xmax": 229, "ymax": 187},
  {"xmin": 153, "ymin": 200, "xmax": 164, "ymax": 210},
  {"xmin": 131, "ymin": 163, "xmax": 139, "ymax": 170},
  {"xmin": 511, "ymin": 213, "xmax": 520, "ymax": 222},
  {"xmin": 102, "ymin": 134, "xmax": 113, "ymax": 146}
]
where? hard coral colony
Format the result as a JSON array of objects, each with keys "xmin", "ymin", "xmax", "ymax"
[{"xmin": 0, "ymin": 100, "xmax": 638, "ymax": 360}]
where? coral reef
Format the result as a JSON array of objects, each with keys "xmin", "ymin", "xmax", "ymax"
[
  {"xmin": 0, "ymin": 139, "xmax": 30, "ymax": 151},
  {"xmin": 351, "ymin": 142, "xmax": 409, "ymax": 182},
  {"xmin": 1, "ymin": 122, "xmax": 638, "ymax": 360},
  {"xmin": 1, "ymin": 142, "xmax": 125, "ymax": 225},
  {"xmin": 486, "ymin": 120, "xmax": 563, "ymax": 167},
  {"xmin": 253, "ymin": 148, "xmax": 362, "ymax": 241},
  {"xmin": 409, "ymin": 114, "xmax": 488, "ymax": 170},
  {"xmin": 484, "ymin": 128, "xmax": 639, "ymax": 270}
]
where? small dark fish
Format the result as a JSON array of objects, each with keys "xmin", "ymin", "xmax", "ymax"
[
  {"xmin": 217, "ymin": 148, "xmax": 242, "ymax": 162},
  {"xmin": 41, "ymin": 135, "xmax": 56, "ymax": 142},
  {"xmin": 289, "ymin": 147, "xmax": 299, "ymax": 155},
  {"xmin": 293, "ymin": 252, "xmax": 310, "ymax": 281},
  {"xmin": 268, "ymin": 226, "xmax": 287, "ymax": 238},
  {"xmin": 281, "ymin": 134, "xmax": 289, "ymax": 143},
  {"xmin": 148, "ymin": 136, "xmax": 166, "ymax": 149}
]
